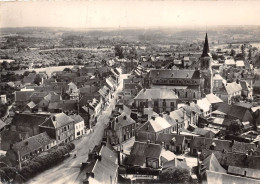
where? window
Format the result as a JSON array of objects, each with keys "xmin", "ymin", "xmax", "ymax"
[
  {"xmin": 58, "ymin": 136, "xmax": 61, "ymax": 140},
  {"xmin": 154, "ymin": 101, "xmax": 158, "ymax": 107},
  {"xmin": 171, "ymin": 102, "xmax": 175, "ymax": 107},
  {"xmin": 163, "ymin": 100, "xmax": 166, "ymax": 106}
]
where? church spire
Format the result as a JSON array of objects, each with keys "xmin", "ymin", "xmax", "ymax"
[{"xmin": 201, "ymin": 33, "xmax": 210, "ymax": 57}]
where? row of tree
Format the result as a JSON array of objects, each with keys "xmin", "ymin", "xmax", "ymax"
[
  {"xmin": 0, "ymin": 143, "xmax": 75, "ymax": 183},
  {"xmin": 19, "ymin": 143, "xmax": 75, "ymax": 180}
]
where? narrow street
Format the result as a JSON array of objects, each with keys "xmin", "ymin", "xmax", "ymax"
[{"xmin": 26, "ymin": 74, "xmax": 128, "ymax": 184}]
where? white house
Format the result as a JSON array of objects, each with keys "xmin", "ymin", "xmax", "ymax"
[{"xmin": 70, "ymin": 114, "xmax": 85, "ymax": 139}]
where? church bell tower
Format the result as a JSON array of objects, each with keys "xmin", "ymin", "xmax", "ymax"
[{"xmin": 200, "ymin": 33, "xmax": 213, "ymax": 95}]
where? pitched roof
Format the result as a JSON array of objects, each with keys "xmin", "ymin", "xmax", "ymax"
[
  {"xmin": 76, "ymin": 144, "xmax": 118, "ymax": 184},
  {"xmin": 15, "ymin": 91, "xmax": 34, "ymax": 102},
  {"xmin": 40, "ymin": 113, "xmax": 74, "ymax": 129},
  {"xmin": 233, "ymin": 102, "xmax": 253, "ymax": 109},
  {"xmin": 228, "ymin": 166, "xmax": 260, "ymax": 180},
  {"xmin": 13, "ymin": 132, "xmax": 54, "ymax": 157},
  {"xmin": 126, "ymin": 141, "xmax": 162, "ymax": 166},
  {"xmin": 224, "ymin": 82, "xmax": 242, "ymax": 95},
  {"xmin": 206, "ymin": 170, "xmax": 260, "ymax": 184},
  {"xmin": 201, "ymin": 153, "xmax": 226, "ymax": 175},
  {"xmin": 206, "ymin": 94, "xmax": 223, "ymax": 104},
  {"xmin": 236, "ymin": 60, "xmax": 245, "ymax": 67},
  {"xmin": 0, "ymin": 119, "xmax": 6, "ymax": 130},
  {"xmin": 197, "ymin": 98, "xmax": 211, "ymax": 112},
  {"xmin": 138, "ymin": 116, "xmax": 172, "ymax": 133},
  {"xmin": 162, "ymin": 158, "xmax": 189, "ymax": 170},
  {"xmin": 253, "ymin": 80, "xmax": 260, "ymax": 87},
  {"xmin": 116, "ymin": 112, "xmax": 135, "ymax": 128},
  {"xmin": 69, "ymin": 114, "xmax": 84, "ymax": 124},
  {"xmin": 134, "ymin": 88, "xmax": 178, "ymax": 100},
  {"xmin": 149, "ymin": 69, "xmax": 200, "ymax": 79},
  {"xmin": 11, "ymin": 113, "xmax": 50, "ymax": 127}
]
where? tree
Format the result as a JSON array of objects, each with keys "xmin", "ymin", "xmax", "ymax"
[
  {"xmin": 77, "ymin": 53, "xmax": 84, "ymax": 60},
  {"xmin": 23, "ymin": 71, "xmax": 30, "ymax": 77},
  {"xmin": 63, "ymin": 68, "xmax": 72, "ymax": 72},
  {"xmin": 230, "ymin": 49, "xmax": 236, "ymax": 57},
  {"xmin": 0, "ymin": 102, "xmax": 8, "ymax": 118},
  {"xmin": 114, "ymin": 45, "xmax": 124, "ymax": 59},
  {"xmin": 34, "ymin": 74, "xmax": 42, "ymax": 86},
  {"xmin": 241, "ymin": 44, "xmax": 245, "ymax": 58},
  {"xmin": 160, "ymin": 168, "xmax": 191, "ymax": 183},
  {"xmin": 229, "ymin": 120, "xmax": 243, "ymax": 135},
  {"xmin": 248, "ymin": 48, "xmax": 252, "ymax": 60}
]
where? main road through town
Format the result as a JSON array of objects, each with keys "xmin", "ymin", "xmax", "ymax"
[{"xmin": 26, "ymin": 74, "xmax": 128, "ymax": 184}]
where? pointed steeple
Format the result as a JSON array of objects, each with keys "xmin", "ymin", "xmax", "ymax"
[{"xmin": 201, "ymin": 33, "xmax": 210, "ymax": 57}]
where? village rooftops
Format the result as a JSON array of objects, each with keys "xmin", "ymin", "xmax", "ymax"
[
  {"xmin": 40, "ymin": 113, "xmax": 74, "ymax": 129},
  {"xmin": 138, "ymin": 116, "xmax": 172, "ymax": 133},
  {"xmin": 13, "ymin": 132, "xmax": 54, "ymax": 158},
  {"xmin": 223, "ymin": 82, "xmax": 242, "ymax": 95},
  {"xmin": 149, "ymin": 69, "xmax": 201, "ymax": 79},
  {"xmin": 134, "ymin": 88, "xmax": 178, "ymax": 100},
  {"xmin": 201, "ymin": 153, "xmax": 226, "ymax": 175},
  {"xmin": 126, "ymin": 141, "xmax": 162, "ymax": 167},
  {"xmin": 206, "ymin": 94, "xmax": 223, "ymax": 104}
]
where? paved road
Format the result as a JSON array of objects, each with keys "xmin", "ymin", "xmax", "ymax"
[{"xmin": 26, "ymin": 74, "xmax": 128, "ymax": 184}]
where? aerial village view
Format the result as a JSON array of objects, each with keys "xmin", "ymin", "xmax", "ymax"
[{"xmin": 0, "ymin": 1, "xmax": 260, "ymax": 184}]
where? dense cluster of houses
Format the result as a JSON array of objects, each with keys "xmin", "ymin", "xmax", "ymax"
[
  {"xmin": 78, "ymin": 33, "xmax": 260, "ymax": 183},
  {"xmin": 1, "ymin": 33, "xmax": 260, "ymax": 184},
  {"xmin": 0, "ymin": 61, "xmax": 121, "ymax": 168}
]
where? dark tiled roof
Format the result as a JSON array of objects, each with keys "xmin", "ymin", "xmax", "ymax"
[
  {"xmin": 162, "ymin": 158, "xmax": 189, "ymax": 170},
  {"xmin": 201, "ymin": 153, "xmax": 226, "ymax": 174},
  {"xmin": 76, "ymin": 144, "xmax": 118, "ymax": 184},
  {"xmin": 149, "ymin": 69, "xmax": 200, "ymax": 79},
  {"xmin": 126, "ymin": 141, "xmax": 162, "ymax": 166},
  {"xmin": 69, "ymin": 114, "xmax": 84, "ymax": 124},
  {"xmin": 11, "ymin": 113, "xmax": 50, "ymax": 126},
  {"xmin": 15, "ymin": 91, "xmax": 34, "ymax": 102},
  {"xmin": 233, "ymin": 102, "xmax": 253, "ymax": 109},
  {"xmin": 13, "ymin": 132, "xmax": 53, "ymax": 157},
  {"xmin": 40, "ymin": 113, "xmax": 74, "ymax": 129}
]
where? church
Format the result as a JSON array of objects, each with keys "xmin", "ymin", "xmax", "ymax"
[{"xmin": 144, "ymin": 33, "xmax": 213, "ymax": 101}]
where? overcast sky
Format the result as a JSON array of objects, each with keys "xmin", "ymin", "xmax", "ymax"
[{"xmin": 1, "ymin": 1, "xmax": 260, "ymax": 28}]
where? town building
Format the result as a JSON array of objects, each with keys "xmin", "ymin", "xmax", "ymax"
[
  {"xmin": 70, "ymin": 114, "xmax": 85, "ymax": 139},
  {"xmin": 39, "ymin": 113, "xmax": 75, "ymax": 144},
  {"xmin": 134, "ymin": 88, "xmax": 178, "ymax": 113}
]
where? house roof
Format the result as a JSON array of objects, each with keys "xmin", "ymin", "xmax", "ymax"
[
  {"xmin": 40, "ymin": 113, "xmax": 74, "ymax": 129},
  {"xmin": 234, "ymin": 102, "xmax": 253, "ymax": 109},
  {"xmin": 206, "ymin": 170, "xmax": 260, "ymax": 184},
  {"xmin": 236, "ymin": 60, "xmax": 245, "ymax": 67},
  {"xmin": 225, "ymin": 59, "xmax": 236, "ymax": 65},
  {"xmin": 149, "ymin": 69, "xmax": 200, "ymax": 79},
  {"xmin": 197, "ymin": 98, "xmax": 211, "ymax": 112},
  {"xmin": 116, "ymin": 112, "xmax": 135, "ymax": 128},
  {"xmin": 0, "ymin": 119, "xmax": 6, "ymax": 130},
  {"xmin": 26, "ymin": 101, "xmax": 36, "ymax": 109},
  {"xmin": 228, "ymin": 166, "xmax": 260, "ymax": 180},
  {"xmin": 13, "ymin": 132, "xmax": 54, "ymax": 157},
  {"xmin": 69, "ymin": 114, "xmax": 84, "ymax": 124},
  {"xmin": 134, "ymin": 88, "xmax": 178, "ymax": 100},
  {"xmin": 76, "ymin": 144, "xmax": 118, "ymax": 184},
  {"xmin": 224, "ymin": 82, "xmax": 242, "ymax": 95},
  {"xmin": 201, "ymin": 153, "xmax": 226, "ymax": 175},
  {"xmin": 162, "ymin": 158, "xmax": 189, "ymax": 170},
  {"xmin": 11, "ymin": 113, "xmax": 50, "ymax": 127},
  {"xmin": 138, "ymin": 116, "xmax": 172, "ymax": 133},
  {"xmin": 156, "ymin": 133, "xmax": 185, "ymax": 145},
  {"xmin": 126, "ymin": 141, "xmax": 162, "ymax": 166},
  {"xmin": 253, "ymin": 80, "xmax": 260, "ymax": 87},
  {"xmin": 15, "ymin": 91, "xmax": 34, "ymax": 102},
  {"xmin": 23, "ymin": 73, "xmax": 36, "ymax": 84},
  {"xmin": 206, "ymin": 94, "xmax": 223, "ymax": 104}
]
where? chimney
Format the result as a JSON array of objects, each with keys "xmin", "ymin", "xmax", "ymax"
[
  {"xmin": 25, "ymin": 141, "xmax": 29, "ymax": 146},
  {"xmin": 86, "ymin": 172, "xmax": 94, "ymax": 179},
  {"xmin": 101, "ymin": 141, "xmax": 106, "ymax": 147},
  {"xmin": 151, "ymin": 116, "xmax": 155, "ymax": 120},
  {"xmin": 230, "ymin": 140, "xmax": 235, "ymax": 147},
  {"xmin": 52, "ymin": 115, "xmax": 56, "ymax": 121},
  {"xmin": 159, "ymin": 113, "xmax": 163, "ymax": 117},
  {"xmin": 123, "ymin": 116, "xmax": 127, "ymax": 120},
  {"xmin": 236, "ymin": 79, "xmax": 239, "ymax": 84},
  {"xmin": 97, "ymin": 155, "xmax": 102, "ymax": 161},
  {"xmin": 147, "ymin": 140, "xmax": 151, "ymax": 144},
  {"xmin": 117, "ymin": 151, "xmax": 121, "ymax": 165}
]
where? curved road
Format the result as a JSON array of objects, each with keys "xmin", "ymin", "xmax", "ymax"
[{"xmin": 26, "ymin": 74, "xmax": 127, "ymax": 184}]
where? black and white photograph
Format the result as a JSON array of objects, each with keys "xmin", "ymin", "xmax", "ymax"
[{"xmin": 0, "ymin": 1, "xmax": 260, "ymax": 183}]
